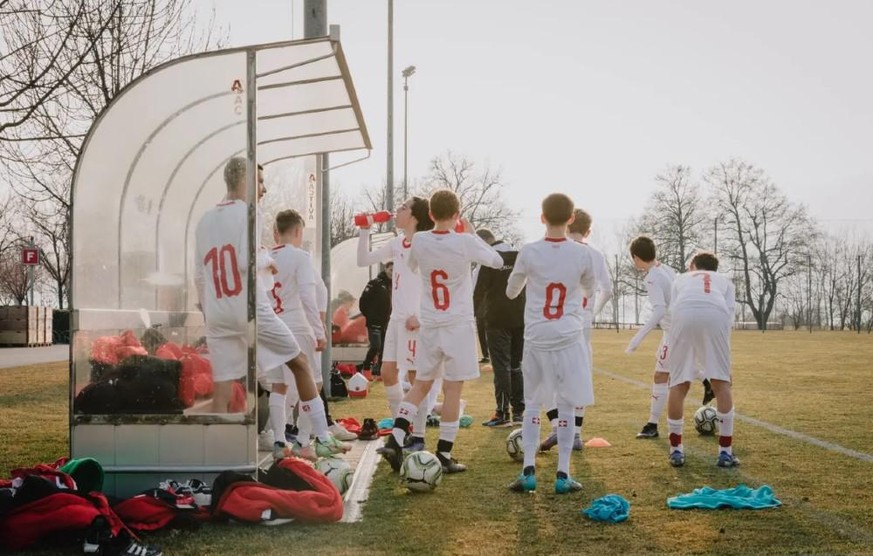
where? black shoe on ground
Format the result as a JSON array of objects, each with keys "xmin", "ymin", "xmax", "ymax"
[
  {"xmin": 358, "ymin": 418, "xmax": 379, "ymax": 441},
  {"xmin": 377, "ymin": 435, "xmax": 404, "ymax": 472},
  {"xmin": 479, "ymin": 357, "xmax": 490, "ymax": 364},
  {"xmin": 702, "ymin": 379, "xmax": 715, "ymax": 406},
  {"xmin": 482, "ymin": 413, "xmax": 510, "ymax": 427},
  {"xmin": 436, "ymin": 452, "xmax": 467, "ymax": 474},
  {"xmin": 511, "ymin": 412, "xmax": 524, "ymax": 424},
  {"xmin": 636, "ymin": 422, "xmax": 659, "ymax": 439}
]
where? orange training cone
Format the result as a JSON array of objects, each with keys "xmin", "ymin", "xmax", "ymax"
[{"xmin": 584, "ymin": 437, "xmax": 612, "ymax": 448}]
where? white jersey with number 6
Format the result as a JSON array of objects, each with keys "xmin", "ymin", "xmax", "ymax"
[
  {"xmin": 195, "ymin": 200, "xmax": 249, "ymax": 338},
  {"xmin": 507, "ymin": 238, "xmax": 597, "ymax": 351},
  {"xmin": 408, "ymin": 230, "xmax": 503, "ymax": 327}
]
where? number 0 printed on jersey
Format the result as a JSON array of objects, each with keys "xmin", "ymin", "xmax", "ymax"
[
  {"xmin": 204, "ymin": 244, "xmax": 242, "ymax": 298},
  {"xmin": 543, "ymin": 282, "xmax": 567, "ymax": 320},
  {"xmin": 430, "ymin": 269, "xmax": 450, "ymax": 310}
]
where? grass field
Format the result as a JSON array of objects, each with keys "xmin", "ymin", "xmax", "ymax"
[{"xmin": 2, "ymin": 330, "xmax": 872, "ymax": 555}]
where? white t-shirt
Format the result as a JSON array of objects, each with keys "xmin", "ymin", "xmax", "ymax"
[
  {"xmin": 357, "ymin": 230, "xmax": 421, "ymax": 320},
  {"xmin": 269, "ymin": 244, "xmax": 326, "ymax": 340},
  {"xmin": 194, "ymin": 200, "xmax": 249, "ymax": 337},
  {"xmin": 408, "ymin": 230, "xmax": 503, "ymax": 327},
  {"xmin": 507, "ymin": 237, "xmax": 597, "ymax": 350},
  {"xmin": 671, "ymin": 270, "xmax": 736, "ymax": 318}
]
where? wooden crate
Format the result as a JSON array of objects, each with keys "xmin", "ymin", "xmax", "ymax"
[{"xmin": 0, "ymin": 306, "xmax": 52, "ymax": 345}]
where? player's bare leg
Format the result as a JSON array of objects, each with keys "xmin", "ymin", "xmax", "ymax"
[
  {"xmin": 381, "ymin": 360, "xmax": 404, "ymax": 418},
  {"xmin": 406, "ymin": 369, "xmax": 431, "ymax": 452},
  {"xmin": 637, "ymin": 371, "xmax": 669, "ymax": 438},
  {"xmin": 666, "ymin": 381, "xmax": 690, "ymax": 467},
  {"xmin": 286, "ymin": 353, "xmax": 350, "ymax": 459},
  {"xmin": 710, "ymin": 379, "xmax": 739, "ymax": 467},
  {"xmin": 211, "ymin": 381, "xmax": 234, "ymax": 413}
]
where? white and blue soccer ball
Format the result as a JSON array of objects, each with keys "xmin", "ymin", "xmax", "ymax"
[
  {"xmin": 400, "ymin": 450, "xmax": 443, "ymax": 493},
  {"xmin": 506, "ymin": 428, "xmax": 524, "ymax": 462},
  {"xmin": 315, "ymin": 457, "xmax": 353, "ymax": 494},
  {"xmin": 693, "ymin": 406, "xmax": 719, "ymax": 435}
]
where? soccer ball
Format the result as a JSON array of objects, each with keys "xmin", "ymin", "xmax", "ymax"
[
  {"xmin": 400, "ymin": 451, "xmax": 443, "ymax": 493},
  {"xmin": 315, "ymin": 457, "xmax": 353, "ymax": 494},
  {"xmin": 506, "ymin": 428, "xmax": 524, "ymax": 462},
  {"xmin": 693, "ymin": 406, "xmax": 719, "ymax": 435}
]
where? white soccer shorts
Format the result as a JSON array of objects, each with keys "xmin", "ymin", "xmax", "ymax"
[
  {"xmin": 523, "ymin": 341, "xmax": 593, "ymax": 409},
  {"xmin": 415, "ymin": 321, "xmax": 479, "ymax": 382},
  {"xmin": 667, "ymin": 308, "xmax": 731, "ymax": 387},
  {"xmin": 382, "ymin": 317, "xmax": 419, "ymax": 372}
]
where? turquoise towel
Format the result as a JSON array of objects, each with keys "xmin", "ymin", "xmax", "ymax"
[
  {"xmin": 668, "ymin": 484, "xmax": 781, "ymax": 510},
  {"xmin": 377, "ymin": 417, "xmax": 394, "ymax": 431},
  {"xmin": 581, "ymin": 494, "xmax": 630, "ymax": 523}
]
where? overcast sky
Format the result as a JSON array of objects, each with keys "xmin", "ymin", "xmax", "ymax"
[{"xmin": 209, "ymin": 0, "xmax": 873, "ymax": 245}]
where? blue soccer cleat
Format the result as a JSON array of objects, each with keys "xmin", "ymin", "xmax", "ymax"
[
  {"xmin": 669, "ymin": 450, "xmax": 686, "ymax": 467},
  {"xmin": 717, "ymin": 451, "xmax": 740, "ymax": 468},
  {"xmin": 554, "ymin": 476, "xmax": 582, "ymax": 494},
  {"xmin": 508, "ymin": 473, "xmax": 537, "ymax": 493}
]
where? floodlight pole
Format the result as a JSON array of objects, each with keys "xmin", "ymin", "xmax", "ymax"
[
  {"xmin": 304, "ymin": 0, "xmax": 333, "ymax": 392},
  {"xmin": 402, "ymin": 65, "xmax": 415, "ymax": 200}
]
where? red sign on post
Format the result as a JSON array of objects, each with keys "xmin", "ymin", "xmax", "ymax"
[{"xmin": 21, "ymin": 248, "xmax": 39, "ymax": 265}]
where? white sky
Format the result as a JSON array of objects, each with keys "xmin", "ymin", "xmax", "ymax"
[{"xmin": 199, "ymin": 1, "xmax": 873, "ymax": 244}]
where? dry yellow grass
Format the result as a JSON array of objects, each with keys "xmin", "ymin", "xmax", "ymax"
[{"xmin": 2, "ymin": 330, "xmax": 872, "ymax": 555}]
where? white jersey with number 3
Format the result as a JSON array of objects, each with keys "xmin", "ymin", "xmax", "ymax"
[
  {"xmin": 408, "ymin": 230, "xmax": 503, "ymax": 327},
  {"xmin": 671, "ymin": 270, "xmax": 736, "ymax": 317},
  {"xmin": 195, "ymin": 200, "xmax": 249, "ymax": 338},
  {"xmin": 507, "ymin": 238, "xmax": 597, "ymax": 351}
]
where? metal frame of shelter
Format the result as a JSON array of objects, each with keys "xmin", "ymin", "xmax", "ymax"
[{"xmin": 69, "ymin": 35, "xmax": 370, "ymax": 496}]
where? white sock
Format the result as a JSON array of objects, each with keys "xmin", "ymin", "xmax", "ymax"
[
  {"xmin": 649, "ymin": 383, "xmax": 669, "ymax": 425},
  {"xmin": 717, "ymin": 407, "xmax": 735, "ymax": 455},
  {"xmin": 667, "ymin": 417, "xmax": 684, "ymax": 453},
  {"xmin": 385, "ymin": 382, "xmax": 404, "ymax": 418},
  {"xmin": 438, "ymin": 420, "xmax": 459, "ymax": 444},
  {"xmin": 300, "ymin": 395, "xmax": 330, "ymax": 442},
  {"xmin": 269, "ymin": 392, "xmax": 286, "ymax": 446},
  {"xmin": 557, "ymin": 406, "xmax": 574, "ymax": 476},
  {"xmin": 522, "ymin": 408, "xmax": 541, "ymax": 469},
  {"xmin": 412, "ymin": 398, "xmax": 429, "ymax": 439}
]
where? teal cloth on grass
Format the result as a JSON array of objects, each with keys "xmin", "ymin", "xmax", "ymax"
[
  {"xmin": 667, "ymin": 484, "xmax": 781, "ymax": 510},
  {"xmin": 581, "ymin": 494, "xmax": 630, "ymax": 523},
  {"xmin": 377, "ymin": 418, "xmax": 394, "ymax": 431}
]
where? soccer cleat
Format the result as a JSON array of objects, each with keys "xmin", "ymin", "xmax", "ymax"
[
  {"xmin": 358, "ymin": 418, "xmax": 379, "ymax": 441},
  {"xmin": 669, "ymin": 450, "xmax": 686, "ymax": 467},
  {"xmin": 702, "ymin": 379, "xmax": 715, "ymax": 406},
  {"xmin": 288, "ymin": 442, "xmax": 317, "ymax": 462},
  {"xmin": 482, "ymin": 413, "xmax": 510, "ymax": 427},
  {"xmin": 405, "ymin": 436, "xmax": 425, "ymax": 453},
  {"xmin": 315, "ymin": 435, "xmax": 352, "ymax": 458},
  {"xmin": 437, "ymin": 453, "xmax": 467, "ymax": 474},
  {"xmin": 508, "ymin": 473, "xmax": 537, "ymax": 492},
  {"xmin": 479, "ymin": 357, "xmax": 490, "ymax": 364},
  {"xmin": 284, "ymin": 424, "xmax": 298, "ymax": 444},
  {"xmin": 257, "ymin": 430, "xmax": 275, "ymax": 452},
  {"xmin": 426, "ymin": 414, "xmax": 441, "ymax": 427},
  {"xmin": 572, "ymin": 433, "xmax": 584, "ymax": 451},
  {"xmin": 329, "ymin": 422, "xmax": 358, "ymax": 441},
  {"xmin": 717, "ymin": 451, "xmax": 740, "ymax": 468},
  {"xmin": 554, "ymin": 476, "xmax": 583, "ymax": 494},
  {"xmin": 539, "ymin": 431, "xmax": 558, "ymax": 452},
  {"xmin": 377, "ymin": 434, "xmax": 404, "ymax": 472},
  {"xmin": 636, "ymin": 422, "xmax": 659, "ymax": 439}
]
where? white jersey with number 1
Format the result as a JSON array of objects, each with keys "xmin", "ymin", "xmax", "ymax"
[
  {"xmin": 357, "ymin": 230, "xmax": 421, "ymax": 321},
  {"xmin": 671, "ymin": 270, "xmax": 736, "ymax": 317}
]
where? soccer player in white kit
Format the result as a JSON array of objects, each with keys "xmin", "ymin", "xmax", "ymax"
[
  {"xmin": 357, "ymin": 196, "xmax": 436, "ymax": 450},
  {"xmin": 506, "ymin": 194, "xmax": 597, "ymax": 494},
  {"xmin": 665, "ymin": 252, "xmax": 738, "ymax": 468},
  {"xmin": 539, "ymin": 208, "xmax": 613, "ymax": 453},
  {"xmin": 194, "ymin": 157, "xmax": 347, "ymax": 461},
  {"xmin": 380, "ymin": 189, "xmax": 504, "ymax": 474}
]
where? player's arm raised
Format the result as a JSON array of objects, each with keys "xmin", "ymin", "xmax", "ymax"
[
  {"xmin": 356, "ymin": 227, "xmax": 393, "ymax": 267},
  {"xmin": 466, "ymin": 232, "xmax": 503, "ymax": 269}
]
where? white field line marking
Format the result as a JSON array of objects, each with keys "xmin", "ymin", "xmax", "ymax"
[
  {"xmin": 594, "ymin": 367, "xmax": 873, "ymax": 464},
  {"xmin": 341, "ymin": 439, "xmax": 382, "ymax": 523}
]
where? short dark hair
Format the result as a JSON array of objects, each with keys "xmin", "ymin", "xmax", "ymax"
[
  {"xmin": 429, "ymin": 189, "xmax": 460, "ymax": 221},
  {"xmin": 692, "ymin": 251, "xmax": 719, "ymax": 271},
  {"xmin": 541, "ymin": 193, "xmax": 574, "ymax": 226},
  {"xmin": 476, "ymin": 228, "xmax": 496, "ymax": 244},
  {"xmin": 630, "ymin": 235, "xmax": 656, "ymax": 262},
  {"xmin": 275, "ymin": 209, "xmax": 304, "ymax": 234},
  {"xmin": 410, "ymin": 196, "xmax": 434, "ymax": 232},
  {"xmin": 568, "ymin": 208, "xmax": 592, "ymax": 236}
]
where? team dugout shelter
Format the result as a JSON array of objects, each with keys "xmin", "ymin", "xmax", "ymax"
[{"xmin": 69, "ymin": 34, "xmax": 371, "ymax": 497}]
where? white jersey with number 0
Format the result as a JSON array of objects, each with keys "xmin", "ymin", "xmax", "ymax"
[
  {"xmin": 507, "ymin": 238, "xmax": 597, "ymax": 350},
  {"xmin": 408, "ymin": 230, "xmax": 503, "ymax": 327}
]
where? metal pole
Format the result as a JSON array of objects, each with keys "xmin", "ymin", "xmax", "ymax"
[
  {"xmin": 403, "ymin": 74, "xmax": 408, "ymax": 200},
  {"xmin": 386, "ymin": 0, "xmax": 394, "ymax": 219},
  {"xmin": 246, "ymin": 50, "xmax": 258, "ymax": 397},
  {"xmin": 304, "ymin": 0, "xmax": 332, "ymax": 392},
  {"xmin": 27, "ymin": 237, "xmax": 35, "ymax": 306}
]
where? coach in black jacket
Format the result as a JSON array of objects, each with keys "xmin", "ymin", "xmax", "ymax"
[
  {"xmin": 359, "ymin": 262, "xmax": 393, "ymax": 373},
  {"xmin": 473, "ymin": 229, "xmax": 525, "ymax": 426}
]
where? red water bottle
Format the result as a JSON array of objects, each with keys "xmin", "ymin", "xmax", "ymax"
[
  {"xmin": 454, "ymin": 220, "xmax": 466, "ymax": 233},
  {"xmin": 354, "ymin": 210, "xmax": 392, "ymax": 227}
]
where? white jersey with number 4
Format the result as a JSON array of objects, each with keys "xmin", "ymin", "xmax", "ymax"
[
  {"xmin": 357, "ymin": 231, "xmax": 421, "ymax": 321},
  {"xmin": 507, "ymin": 238, "xmax": 597, "ymax": 351},
  {"xmin": 195, "ymin": 200, "xmax": 249, "ymax": 338},
  {"xmin": 671, "ymin": 270, "xmax": 736, "ymax": 317},
  {"xmin": 408, "ymin": 230, "xmax": 503, "ymax": 327}
]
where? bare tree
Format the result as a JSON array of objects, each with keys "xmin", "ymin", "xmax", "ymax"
[
  {"xmin": 635, "ymin": 165, "xmax": 709, "ymax": 271},
  {"xmin": 0, "ymin": 237, "xmax": 34, "ymax": 305},
  {"xmin": 704, "ymin": 159, "xmax": 815, "ymax": 330},
  {"xmin": 1, "ymin": 0, "xmax": 223, "ymax": 308},
  {"xmin": 422, "ymin": 151, "xmax": 522, "ymax": 245},
  {"xmin": 330, "ymin": 185, "xmax": 359, "ymax": 248}
]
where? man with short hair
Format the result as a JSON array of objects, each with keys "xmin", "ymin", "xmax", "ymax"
[{"xmin": 473, "ymin": 228, "xmax": 525, "ymax": 427}]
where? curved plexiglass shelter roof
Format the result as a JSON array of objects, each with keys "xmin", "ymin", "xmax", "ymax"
[{"xmin": 71, "ymin": 36, "xmax": 370, "ymax": 315}]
